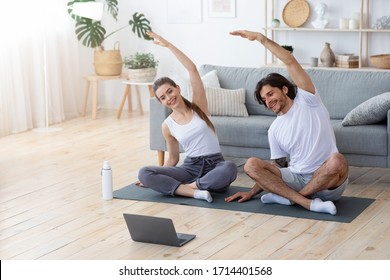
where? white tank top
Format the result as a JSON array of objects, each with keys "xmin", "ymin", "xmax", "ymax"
[{"xmin": 165, "ymin": 112, "xmax": 221, "ymax": 157}]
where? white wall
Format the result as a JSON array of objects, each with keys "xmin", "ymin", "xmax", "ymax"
[{"xmin": 85, "ymin": 0, "xmax": 389, "ymax": 112}]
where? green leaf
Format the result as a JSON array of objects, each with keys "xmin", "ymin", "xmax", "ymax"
[
  {"xmin": 75, "ymin": 18, "xmax": 106, "ymax": 48},
  {"xmin": 106, "ymin": 0, "xmax": 119, "ymax": 21},
  {"xmin": 129, "ymin": 12, "xmax": 152, "ymax": 40}
]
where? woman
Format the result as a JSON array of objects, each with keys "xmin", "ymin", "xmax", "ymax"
[{"xmin": 138, "ymin": 32, "xmax": 237, "ymax": 202}]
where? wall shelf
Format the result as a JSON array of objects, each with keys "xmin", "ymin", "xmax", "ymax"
[{"xmin": 263, "ymin": 0, "xmax": 390, "ymax": 69}]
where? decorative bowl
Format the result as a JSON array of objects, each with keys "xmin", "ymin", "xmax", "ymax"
[{"xmin": 370, "ymin": 54, "xmax": 390, "ymax": 69}]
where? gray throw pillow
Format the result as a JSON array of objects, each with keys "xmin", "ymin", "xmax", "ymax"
[{"xmin": 342, "ymin": 92, "xmax": 390, "ymax": 126}]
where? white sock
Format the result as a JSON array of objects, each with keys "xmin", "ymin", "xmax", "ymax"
[
  {"xmin": 310, "ymin": 198, "xmax": 337, "ymax": 215},
  {"xmin": 194, "ymin": 189, "xmax": 213, "ymax": 203},
  {"xmin": 261, "ymin": 193, "xmax": 292, "ymax": 205}
]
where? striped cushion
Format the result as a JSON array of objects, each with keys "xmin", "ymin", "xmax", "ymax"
[{"xmin": 205, "ymin": 87, "xmax": 248, "ymax": 117}]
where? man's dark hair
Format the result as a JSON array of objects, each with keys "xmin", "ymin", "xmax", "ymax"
[{"xmin": 254, "ymin": 73, "xmax": 297, "ymax": 107}]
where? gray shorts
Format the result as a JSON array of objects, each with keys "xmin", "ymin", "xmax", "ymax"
[{"xmin": 279, "ymin": 168, "xmax": 348, "ymax": 201}]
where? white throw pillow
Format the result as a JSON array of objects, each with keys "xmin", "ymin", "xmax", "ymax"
[
  {"xmin": 342, "ymin": 92, "xmax": 390, "ymax": 126},
  {"xmin": 205, "ymin": 87, "xmax": 249, "ymax": 117},
  {"xmin": 201, "ymin": 70, "xmax": 221, "ymax": 88},
  {"xmin": 187, "ymin": 70, "xmax": 221, "ymax": 100}
]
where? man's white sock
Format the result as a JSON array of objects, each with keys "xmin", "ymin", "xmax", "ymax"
[
  {"xmin": 194, "ymin": 189, "xmax": 213, "ymax": 203},
  {"xmin": 261, "ymin": 193, "xmax": 292, "ymax": 205},
  {"xmin": 310, "ymin": 198, "xmax": 337, "ymax": 215}
]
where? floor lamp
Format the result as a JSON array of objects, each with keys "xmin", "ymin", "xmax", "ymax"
[
  {"xmin": 33, "ymin": 2, "xmax": 103, "ymax": 132},
  {"xmin": 72, "ymin": 1, "xmax": 104, "ymax": 21}
]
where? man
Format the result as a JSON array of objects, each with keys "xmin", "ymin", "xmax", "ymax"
[{"xmin": 225, "ymin": 30, "xmax": 349, "ymax": 215}]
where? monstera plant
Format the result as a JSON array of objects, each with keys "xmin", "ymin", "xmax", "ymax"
[
  {"xmin": 67, "ymin": 0, "xmax": 153, "ymax": 75},
  {"xmin": 67, "ymin": 0, "xmax": 153, "ymax": 49}
]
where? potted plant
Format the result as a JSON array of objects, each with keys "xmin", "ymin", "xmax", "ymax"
[
  {"xmin": 123, "ymin": 52, "xmax": 159, "ymax": 82},
  {"xmin": 67, "ymin": 0, "xmax": 153, "ymax": 76},
  {"xmin": 281, "ymin": 45, "xmax": 294, "ymax": 53}
]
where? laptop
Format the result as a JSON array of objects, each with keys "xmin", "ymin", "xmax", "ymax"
[{"xmin": 123, "ymin": 213, "xmax": 196, "ymax": 247}]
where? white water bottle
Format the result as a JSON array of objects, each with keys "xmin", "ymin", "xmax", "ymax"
[{"xmin": 101, "ymin": 161, "xmax": 113, "ymax": 200}]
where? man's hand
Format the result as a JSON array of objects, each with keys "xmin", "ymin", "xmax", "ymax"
[
  {"xmin": 230, "ymin": 30, "xmax": 260, "ymax": 41},
  {"xmin": 225, "ymin": 191, "xmax": 253, "ymax": 203}
]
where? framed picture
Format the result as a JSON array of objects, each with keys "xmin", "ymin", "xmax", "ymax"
[
  {"xmin": 167, "ymin": 0, "xmax": 202, "ymax": 24},
  {"xmin": 208, "ymin": 0, "xmax": 236, "ymax": 18}
]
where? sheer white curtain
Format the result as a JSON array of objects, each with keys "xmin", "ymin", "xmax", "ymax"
[{"xmin": 0, "ymin": 0, "xmax": 82, "ymax": 137}]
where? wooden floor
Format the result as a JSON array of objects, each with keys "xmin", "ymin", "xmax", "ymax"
[{"xmin": 0, "ymin": 109, "xmax": 389, "ymax": 260}]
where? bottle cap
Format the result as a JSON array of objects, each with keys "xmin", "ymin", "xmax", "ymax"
[{"xmin": 103, "ymin": 160, "xmax": 110, "ymax": 169}]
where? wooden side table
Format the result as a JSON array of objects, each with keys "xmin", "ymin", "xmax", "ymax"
[
  {"xmin": 117, "ymin": 81, "xmax": 154, "ymax": 119},
  {"xmin": 81, "ymin": 74, "xmax": 126, "ymax": 120}
]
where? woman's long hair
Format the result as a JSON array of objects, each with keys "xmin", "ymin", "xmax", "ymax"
[
  {"xmin": 254, "ymin": 73, "xmax": 297, "ymax": 108},
  {"xmin": 153, "ymin": 77, "xmax": 215, "ymax": 132}
]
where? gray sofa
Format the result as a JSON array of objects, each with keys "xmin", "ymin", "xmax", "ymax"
[{"xmin": 150, "ymin": 64, "xmax": 390, "ymax": 168}]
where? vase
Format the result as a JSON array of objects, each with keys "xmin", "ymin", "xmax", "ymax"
[{"xmin": 320, "ymin": 42, "xmax": 335, "ymax": 67}]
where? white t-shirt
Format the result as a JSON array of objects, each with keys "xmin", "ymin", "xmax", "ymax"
[
  {"xmin": 268, "ymin": 87, "xmax": 338, "ymax": 174},
  {"xmin": 165, "ymin": 112, "xmax": 221, "ymax": 157}
]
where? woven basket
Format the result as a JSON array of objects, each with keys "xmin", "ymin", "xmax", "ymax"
[
  {"xmin": 93, "ymin": 42, "xmax": 123, "ymax": 76},
  {"xmin": 370, "ymin": 54, "xmax": 390, "ymax": 69},
  {"xmin": 282, "ymin": 0, "xmax": 310, "ymax": 28}
]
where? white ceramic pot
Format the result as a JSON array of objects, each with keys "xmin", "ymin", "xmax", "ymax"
[{"xmin": 127, "ymin": 68, "xmax": 157, "ymax": 82}]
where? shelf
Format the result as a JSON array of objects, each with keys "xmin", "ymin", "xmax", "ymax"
[
  {"xmin": 263, "ymin": 63, "xmax": 390, "ymax": 72},
  {"xmin": 264, "ymin": 0, "xmax": 389, "ymax": 69},
  {"xmin": 264, "ymin": 27, "xmax": 390, "ymax": 33}
]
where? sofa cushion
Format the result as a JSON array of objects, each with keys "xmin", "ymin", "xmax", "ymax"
[
  {"xmin": 206, "ymin": 87, "xmax": 249, "ymax": 117},
  {"xmin": 187, "ymin": 69, "xmax": 221, "ymax": 100},
  {"xmin": 201, "ymin": 69, "xmax": 221, "ymax": 88},
  {"xmin": 342, "ymin": 92, "xmax": 390, "ymax": 126},
  {"xmin": 211, "ymin": 115, "xmax": 275, "ymax": 148},
  {"xmin": 332, "ymin": 120, "xmax": 387, "ymax": 156},
  {"xmin": 199, "ymin": 64, "xmax": 280, "ymax": 116}
]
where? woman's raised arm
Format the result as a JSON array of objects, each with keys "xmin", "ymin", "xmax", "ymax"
[{"xmin": 147, "ymin": 31, "xmax": 209, "ymax": 114}]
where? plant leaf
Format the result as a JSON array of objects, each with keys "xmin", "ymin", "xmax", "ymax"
[
  {"xmin": 106, "ymin": 0, "xmax": 118, "ymax": 21},
  {"xmin": 75, "ymin": 18, "xmax": 106, "ymax": 48},
  {"xmin": 129, "ymin": 12, "xmax": 152, "ymax": 40}
]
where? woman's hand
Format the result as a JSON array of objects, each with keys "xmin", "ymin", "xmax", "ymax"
[{"xmin": 147, "ymin": 31, "xmax": 170, "ymax": 48}]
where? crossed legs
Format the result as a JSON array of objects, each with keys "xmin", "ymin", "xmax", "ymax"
[
  {"xmin": 138, "ymin": 160, "xmax": 237, "ymax": 203},
  {"xmin": 244, "ymin": 153, "xmax": 349, "ymax": 215},
  {"xmin": 175, "ymin": 182, "xmax": 213, "ymax": 202}
]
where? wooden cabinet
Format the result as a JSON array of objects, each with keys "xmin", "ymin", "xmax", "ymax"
[{"xmin": 263, "ymin": 0, "xmax": 390, "ymax": 69}]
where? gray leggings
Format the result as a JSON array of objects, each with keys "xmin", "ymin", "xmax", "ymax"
[{"xmin": 138, "ymin": 153, "xmax": 237, "ymax": 196}]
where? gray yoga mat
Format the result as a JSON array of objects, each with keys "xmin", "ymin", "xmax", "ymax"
[{"xmin": 114, "ymin": 184, "xmax": 375, "ymax": 223}]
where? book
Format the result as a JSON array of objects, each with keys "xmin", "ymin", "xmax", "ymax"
[
  {"xmin": 336, "ymin": 61, "xmax": 359, "ymax": 68},
  {"xmin": 336, "ymin": 54, "xmax": 359, "ymax": 62}
]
